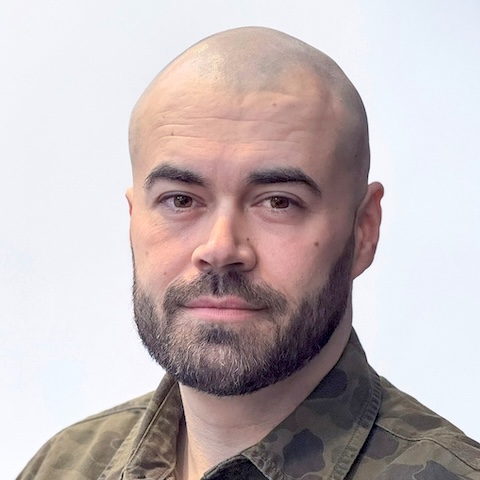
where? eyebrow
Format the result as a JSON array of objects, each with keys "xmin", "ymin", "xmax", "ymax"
[
  {"xmin": 246, "ymin": 167, "xmax": 322, "ymax": 196},
  {"xmin": 144, "ymin": 164, "xmax": 207, "ymax": 190},
  {"xmin": 144, "ymin": 164, "xmax": 321, "ymax": 197}
]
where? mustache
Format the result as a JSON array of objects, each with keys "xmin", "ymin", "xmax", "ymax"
[{"xmin": 162, "ymin": 271, "xmax": 288, "ymax": 316}]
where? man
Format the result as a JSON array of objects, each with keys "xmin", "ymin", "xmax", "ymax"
[{"xmin": 18, "ymin": 27, "xmax": 480, "ymax": 480}]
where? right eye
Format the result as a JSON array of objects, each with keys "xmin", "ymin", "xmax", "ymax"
[
  {"xmin": 157, "ymin": 193, "xmax": 202, "ymax": 213},
  {"xmin": 170, "ymin": 194, "xmax": 193, "ymax": 208}
]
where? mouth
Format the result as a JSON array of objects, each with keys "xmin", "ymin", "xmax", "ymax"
[{"xmin": 182, "ymin": 296, "xmax": 265, "ymax": 322}]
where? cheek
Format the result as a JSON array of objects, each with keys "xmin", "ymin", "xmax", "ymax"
[
  {"xmin": 130, "ymin": 215, "xmax": 195, "ymax": 287},
  {"xmin": 256, "ymin": 234, "xmax": 336, "ymax": 301}
]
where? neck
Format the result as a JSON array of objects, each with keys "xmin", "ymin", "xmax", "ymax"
[{"xmin": 176, "ymin": 313, "xmax": 352, "ymax": 479}]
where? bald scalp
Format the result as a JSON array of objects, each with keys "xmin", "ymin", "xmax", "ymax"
[{"xmin": 129, "ymin": 27, "xmax": 370, "ymax": 199}]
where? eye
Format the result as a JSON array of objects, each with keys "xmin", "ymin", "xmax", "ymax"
[
  {"xmin": 253, "ymin": 193, "xmax": 305, "ymax": 223},
  {"xmin": 172, "ymin": 194, "xmax": 193, "ymax": 208},
  {"xmin": 269, "ymin": 196, "xmax": 291, "ymax": 209},
  {"xmin": 254, "ymin": 194, "xmax": 303, "ymax": 213},
  {"xmin": 157, "ymin": 193, "xmax": 199, "ymax": 212}
]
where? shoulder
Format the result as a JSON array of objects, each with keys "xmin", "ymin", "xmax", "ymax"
[
  {"xmin": 79, "ymin": 390, "xmax": 154, "ymax": 423},
  {"xmin": 17, "ymin": 391, "xmax": 154, "ymax": 480},
  {"xmin": 355, "ymin": 377, "xmax": 480, "ymax": 479},
  {"xmin": 47, "ymin": 390, "xmax": 154, "ymax": 447}
]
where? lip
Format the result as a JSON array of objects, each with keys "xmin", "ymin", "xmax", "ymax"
[
  {"xmin": 183, "ymin": 296, "xmax": 264, "ymax": 322},
  {"xmin": 184, "ymin": 296, "xmax": 262, "ymax": 310}
]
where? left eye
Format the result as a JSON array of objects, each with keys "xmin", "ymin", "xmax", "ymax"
[{"xmin": 269, "ymin": 196, "xmax": 291, "ymax": 209}]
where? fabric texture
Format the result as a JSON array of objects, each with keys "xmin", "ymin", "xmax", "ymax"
[{"xmin": 17, "ymin": 331, "xmax": 480, "ymax": 479}]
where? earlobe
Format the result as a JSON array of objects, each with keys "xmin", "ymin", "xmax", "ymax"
[
  {"xmin": 125, "ymin": 188, "xmax": 133, "ymax": 216},
  {"xmin": 352, "ymin": 182, "xmax": 384, "ymax": 279}
]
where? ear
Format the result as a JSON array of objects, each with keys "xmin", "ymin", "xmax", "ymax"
[
  {"xmin": 125, "ymin": 187, "xmax": 133, "ymax": 216},
  {"xmin": 351, "ymin": 182, "xmax": 384, "ymax": 279}
]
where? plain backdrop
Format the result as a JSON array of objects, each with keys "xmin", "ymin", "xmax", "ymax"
[{"xmin": 1, "ymin": 1, "xmax": 479, "ymax": 477}]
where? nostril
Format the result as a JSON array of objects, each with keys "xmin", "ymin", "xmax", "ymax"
[{"xmin": 191, "ymin": 240, "xmax": 256, "ymax": 273}]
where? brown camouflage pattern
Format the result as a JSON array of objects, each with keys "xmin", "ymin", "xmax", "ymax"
[{"xmin": 17, "ymin": 331, "xmax": 480, "ymax": 479}]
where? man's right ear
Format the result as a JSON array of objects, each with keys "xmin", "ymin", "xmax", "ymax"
[{"xmin": 125, "ymin": 188, "xmax": 133, "ymax": 216}]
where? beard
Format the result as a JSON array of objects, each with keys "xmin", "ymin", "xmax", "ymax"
[{"xmin": 133, "ymin": 234, "xmax": 355, "ymax": 396}]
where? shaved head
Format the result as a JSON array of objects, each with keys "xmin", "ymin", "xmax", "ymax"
[
  {"xmin": 129, "ymin": 26, "xmax": 370, "ymax": 199},
  {"xmin": 128, "ymin": 28, "xmax": 384, "ymax": 396}
]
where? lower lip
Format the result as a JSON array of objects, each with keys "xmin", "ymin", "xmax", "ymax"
[{"xmin": 183, "ymin": 307, "xmax": 263, "ymax": 322}]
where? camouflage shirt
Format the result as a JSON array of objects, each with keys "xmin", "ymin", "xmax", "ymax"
[{"xmin": 18, "ymin": 331, "xmax": 480, "ymax": 479}]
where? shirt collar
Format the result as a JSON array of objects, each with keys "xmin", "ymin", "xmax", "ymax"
[
  {"xmin": 241, "ymin": 330, "xmax": 382, "ymax": 479},
  {"xmin": 104, "ymin": 330, "xmax": 381, "ymax": 480}
]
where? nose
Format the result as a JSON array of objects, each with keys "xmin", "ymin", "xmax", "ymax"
[{"xmin": 191, "ymin": 213, "xmax": 256, "ymax": 274}]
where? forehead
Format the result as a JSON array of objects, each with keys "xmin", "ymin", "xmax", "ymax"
[{"xmin": 130, "ymin": 78, "xmax": 351, "ymax": 190}]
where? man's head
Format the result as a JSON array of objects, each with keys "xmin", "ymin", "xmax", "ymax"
[{"xmin": 126, "ymin": 27, "xmax": 383, "ymax": 396}]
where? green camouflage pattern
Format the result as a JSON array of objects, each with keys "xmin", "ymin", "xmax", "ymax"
[{"xmin": 17, "ymin": 331, "xmax": 480, "ymax": 479}]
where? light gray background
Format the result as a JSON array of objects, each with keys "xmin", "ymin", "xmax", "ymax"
[{"xmin": 2, "ymin": 1, "xmax": 479, "ymax": 477}]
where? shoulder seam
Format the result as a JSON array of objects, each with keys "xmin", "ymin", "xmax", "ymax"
[
  {"xmin": 376, "ymin": 423, "xmax": 480, "ymax": 472},
  {"xmin": 77, "ymin": 404, "xmax": 149, "ymax": 424},
  {"xmin": 50, "ymin": 394, "xmax": 153, "ymax": 434}
]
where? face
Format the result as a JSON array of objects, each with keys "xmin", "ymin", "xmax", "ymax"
[{"xmin": 128, "ymin": 80, "xmax": 368, "ymax": 396}]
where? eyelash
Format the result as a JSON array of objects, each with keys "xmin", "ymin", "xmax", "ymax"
[
  {"xmin": 258, "ymin": 195, "xmax": 302, "ymax": 211},
  {"xmin": 157, "ymin": 194, "xmax": 202, "ymax": 212}
]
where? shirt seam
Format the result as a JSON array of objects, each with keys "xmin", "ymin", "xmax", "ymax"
[
  {"xmin": 67, "ymin": 405, "xmax": 149, "ymax": 426},
  {"xmin": 125, "ymin": 382, "xmax": 181, "ymax": 472},
  {"xmin": 375, "ymin": 423, "xmax": 480, "ymax": 472},
  {"xmin": 330, "ymin": 367, "xmax": 383, "ymax": 480}
]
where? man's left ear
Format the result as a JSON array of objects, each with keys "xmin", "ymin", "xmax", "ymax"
[{"xmin": 352, "ymin": 182, "xmax": 384, "ymax": 279}]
